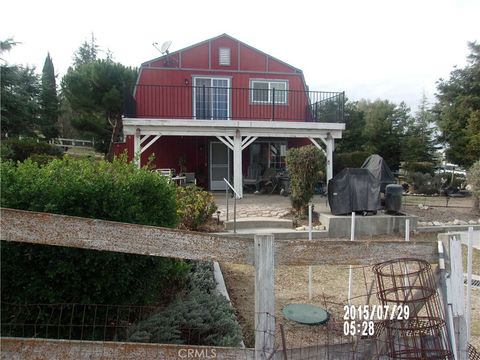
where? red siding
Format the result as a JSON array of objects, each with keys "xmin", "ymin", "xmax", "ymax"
[
  {"xmin": 181, "ymin": 43, "xmax": 210, "ymax": 69},
  {"xmin": 239, "ymin": 44, "xmax": 267, "ymax": 72},
  {"xmin": 267, "ymin": 57, "xmax": 296, "ymax": 73}
]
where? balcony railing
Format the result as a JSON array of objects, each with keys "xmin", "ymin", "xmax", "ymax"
[{"xmin": 124, "ymin": 85, "xmax": 345, "ymax": 123}]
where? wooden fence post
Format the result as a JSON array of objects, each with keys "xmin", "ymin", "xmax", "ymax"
[{"xmin": 254, "ymin": 234, "xmax": 275, "ymax": 360}]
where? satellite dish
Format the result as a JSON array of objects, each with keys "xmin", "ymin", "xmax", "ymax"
[{"xmin": 160, "ymin": 41, "xmax": 172, "ymax": 54}]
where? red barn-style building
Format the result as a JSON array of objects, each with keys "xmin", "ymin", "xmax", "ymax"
[{"xmin": 116, "ymin": 34, "xmax": 345, "ymax": 197}]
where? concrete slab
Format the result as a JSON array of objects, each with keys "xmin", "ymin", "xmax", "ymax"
[
  {"xmin": 224, "ymin": 217, "xmax": 293, "ymax": 230},
  {"xmin": 320, "ymin": 212, "xmax": 418, "ymax": 237}
]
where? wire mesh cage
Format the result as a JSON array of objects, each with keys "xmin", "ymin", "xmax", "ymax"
[{"xmin": 373, "ymin": 258, "xmax": 453, "ymax": 360}]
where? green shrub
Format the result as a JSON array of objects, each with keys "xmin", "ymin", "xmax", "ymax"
[
  {"xmin": 285, "ymin": 145, "xmax": 325, "ymax": 213},
  {"xmin": 0, "ymin": 156, "xmax": 188, "ymax": 305},
  {"xmin": 127, "ymin": 262, "xmax": 242, "ymax": 347},
  {"xmin": 0, "ymin": 137, "xmax": 63, "ymax": 162},
  {"xmin": 407, "ymin": 172, "xmax": 442, "ymax": 195},
  {"xmin": 333, "ymin": 151, "xmax": 370, "ymax": 174},
  {"xmin": 468, "ymin": 160, "xmax": 480, "ymax": 211},
  {"xmin": 176, "ymin": 186, "xmax": 217, "ymax": 230}
]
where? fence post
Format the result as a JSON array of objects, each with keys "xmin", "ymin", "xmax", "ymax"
[
  {"xmin": 448, "ymin": 234, "xmax": 468, "ymax": 360},
  {"xmin": 348, "ymin": 212, "xmax": 355, "ymax": 304},
  {"xmin": 308, "ymin": 204, "xmax": 313, "ymax": 300},
  {"xmin": 254, "ymin": 234, "xmax": 275, "ymax": 360},
  {"xmin": 466, "ymin": 227, "xmax": 473, "ymax": 343}
]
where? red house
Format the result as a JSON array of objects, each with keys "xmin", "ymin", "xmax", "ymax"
[{"xmin": 116, "ymin": 34, "xmax": 345, "ymax": 197}]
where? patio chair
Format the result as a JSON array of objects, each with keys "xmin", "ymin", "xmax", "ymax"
[
  {"xmin": 185, "ymin": 172, "xmax": 197, "ymax": 186},
  {"xmin": 258, "ymin": 168, "xmax": 279, "ymax": 194},
  {"xmin": 156, "ymin": 168, "xmax": 175, "ymax": 181},
  {"xmin": 243, "ymin": 165, "xmax": 262, "ymax": 192}
]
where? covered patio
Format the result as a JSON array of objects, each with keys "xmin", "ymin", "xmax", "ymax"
[{"xmin": 122, "ymin": 119, "xmax": 345, "ymax": 198}]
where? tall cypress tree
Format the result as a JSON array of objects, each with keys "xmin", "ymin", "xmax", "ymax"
[{"xmin": 39, "ymin": 53, "xmax": 59, "ymax": 139}]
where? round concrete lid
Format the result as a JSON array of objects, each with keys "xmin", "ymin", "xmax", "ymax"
[{"xmin": 282, "ymin": 303, "xmax": 330, "ymax": 325}]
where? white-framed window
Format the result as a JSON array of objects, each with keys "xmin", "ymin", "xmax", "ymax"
[
  {"xmin": 269, "ymin": 142, "xmax": 287, "ymax": 170},
  {"xmin": 250, "ymin": 79, "xmax": 288, "ymax": 104},
  {"xmin": 250, "ymin": 141, "xmax": 287, "ymax": 171},
  {"xmin": 219, "ymin": 48, "xmax": 231, "ymax": 66}
]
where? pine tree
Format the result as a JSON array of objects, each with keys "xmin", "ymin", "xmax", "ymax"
[
  {"xmin": 435, "ymin": 42, "xmax": 480, "ymax": 168},
  {"xmin": 39, "ymin": 53, "xmax": 59, "ymax": 139},
  {"xmin": 401, "ymin": 93, "xmax": 438, "ymax": 173},
  {"xmin": 73, "ymin": 34, "xmax": 98, "ymax": 67}
]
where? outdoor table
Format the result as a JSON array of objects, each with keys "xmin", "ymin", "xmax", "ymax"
[{"xmin": 171, "ymin": 176, "xmax": 186, "ymax": 186}]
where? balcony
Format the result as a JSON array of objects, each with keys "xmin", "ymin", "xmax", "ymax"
[{"xmin": 124, "ymin": 85, "xmax": 345, "ymax": 123}]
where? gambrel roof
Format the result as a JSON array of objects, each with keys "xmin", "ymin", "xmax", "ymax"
[{"xmin": 141, "ymin": 33, "xmax": 303, "ymax": 74}]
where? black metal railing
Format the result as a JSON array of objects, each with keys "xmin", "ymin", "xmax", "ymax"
[{"xmin": 124, "ymin": 85, "xmax": 345, "ymax": 123}]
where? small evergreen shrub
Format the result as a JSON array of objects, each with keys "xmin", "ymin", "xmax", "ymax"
[
  {"xmin": 0, "ymin": 137, "xmax": 63, "ymax": 162},
  {"xmin": 176, "ymin": 186, "xmax": 217, "ymax": 230},
  {"xmin": 127, "ymin": 262, "xmax": 243, "ymax": 347},
  {"xmin": 407, "ymin": 172, "xmax": 442, "ymax": 195},
  {"xmin": 285, "ymin": 145, "xmax": 325, "ymax": 213}
]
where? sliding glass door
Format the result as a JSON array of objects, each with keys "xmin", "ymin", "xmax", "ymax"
[{"xmin": 194, "ymin": 77, "xmax": 230, "ymax": 120}]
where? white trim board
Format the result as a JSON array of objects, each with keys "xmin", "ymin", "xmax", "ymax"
[{"xmin": 123, "ymin": 118, "xmax": 344, "ymax": 139}]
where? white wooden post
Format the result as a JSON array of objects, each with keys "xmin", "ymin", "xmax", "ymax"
[
  {"xmin": 326, "ymin": 136, "xmax": 334, "ymax": 183},
  {"xmin": 348, "ymin": 211, "xmax": 355, "ymax": 304},
  {"xmin": 466, "ymin": 227, "xmax": 473, "ymax": 343},
  {"xmin": 254, "ymin": 234, "xmax": 275, "ymax": 360},
  {"xmin": 233, "ymin": 130, "xmax": 243, "ymax": 198},
  {"xmin": 448, "ymin": 234, "xmax": 468, "ymax": 360},
  {"xmin": 405, "ymin": 219, "xmax": 410, "ymax": 242},
  {"xmin": 134, "ymin": 129, "xmax": 141, "ymax": 168}
]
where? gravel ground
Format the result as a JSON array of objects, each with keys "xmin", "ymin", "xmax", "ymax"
[{"xmin": 402, "ymin": 195, "xmax": 479, "ymax": 223}]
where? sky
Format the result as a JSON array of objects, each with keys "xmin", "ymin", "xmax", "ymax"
[{"xmin": 2, "ymin": 0, "xmax": 479, "ymax": 111}]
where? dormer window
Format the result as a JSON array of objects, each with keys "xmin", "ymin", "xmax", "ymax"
[{"xmin": 219, "ymin": 48, "xmax": 231, "ymax": 66}]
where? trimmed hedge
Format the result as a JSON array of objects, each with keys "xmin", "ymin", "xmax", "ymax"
[
  {"xmin": 0, "ymin": 156, "xmax": 178, "ymax": 226},
  {"xmin": 0, "ymin": 157, "xmax": 188, "ymax": 305}
]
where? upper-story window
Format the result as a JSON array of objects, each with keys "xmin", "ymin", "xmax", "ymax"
[
  {"xmin": 250, "ymin": 80, "xmax": 288, "ymax": 104},
  {"xmin": 219, "ymin": 48, "xmax": 231, "ymax": 66}
]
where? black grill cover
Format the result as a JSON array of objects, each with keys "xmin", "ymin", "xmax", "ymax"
[
  {"xmin": 328, "ymin": 168, "xmax": 381, "ymax": 215},
  {"xmin": 361, "ymin": 154, "xmax": 395, "ymax": 193}
]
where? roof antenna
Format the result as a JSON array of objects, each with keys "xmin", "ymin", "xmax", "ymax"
[
  {"xmin": 160, "ymin": 41, "xmax": 172, "ymax": 55},
  {"xmin": 152, "ymin": 41, "xmax": 174, "ymax": 66}
]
